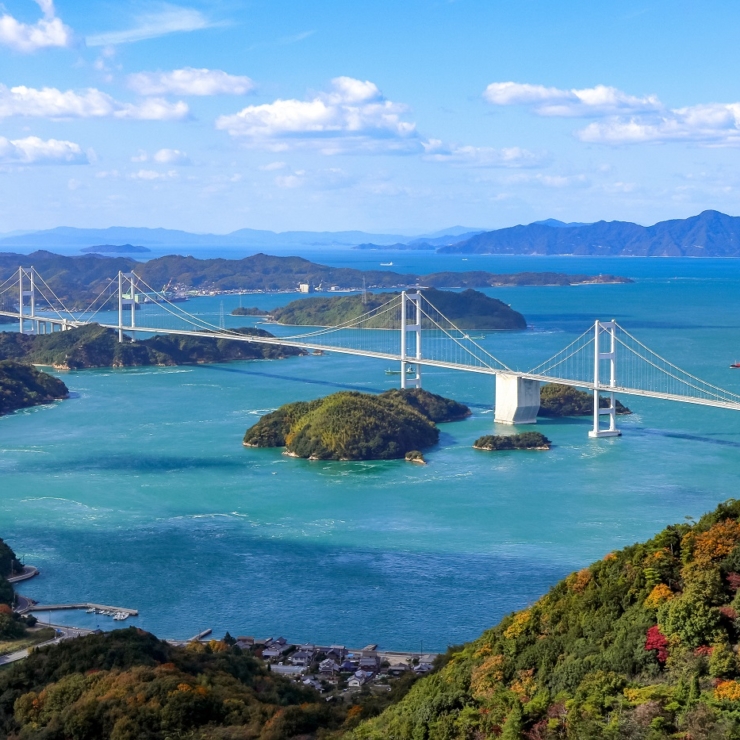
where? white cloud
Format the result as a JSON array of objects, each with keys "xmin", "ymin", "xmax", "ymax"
[
  {"xmin": 86, "ymin": 5, "xmax": 216, "ymax": 47},
  {"xmin": 216, "ymin": 76, "xmax": 417, "ymax": 151},
  {"xmin": 483, "ymin": 82, "xmax": 662, "ymax": 117},
  {"xmin": 153, "ymin": 148, "xmax": 190, "ymax": 164},
  {"xmin": 577, "ymin": 104, "xmax": 740, "ymax": 145},
  {"xmin": 421, "ymin": 139, "xmax": 546, "ymax": 167},
  {"xmin": 0, "ymin": 84, "xmax": 189, "ymax": 120},
  {"xmin": 0, "ymin": 0, "xmax": 71, "ymax": 52},
  {"xmin": 0, "ymin": 135, "xmax": 87, "ymax": 164},
  {"xmin": 128, "ymin": 67, "xmax": 254, "ymax": 96},
  {"xmin": 260, "ymin": 161, "xmax": 286, "ymax": 171},
  {"xmin": 129, "ymin": 169, "xmax": 178, "ymax": 180}
]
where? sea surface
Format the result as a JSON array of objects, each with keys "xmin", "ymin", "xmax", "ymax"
[{"xmin": 4, "ymin": 251, "xmax": 740, "ymax": 650}]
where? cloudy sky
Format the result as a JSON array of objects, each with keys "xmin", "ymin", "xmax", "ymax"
[{"xmin": 1, "ymin": 0, "xmax": 739, "ymax": 234}]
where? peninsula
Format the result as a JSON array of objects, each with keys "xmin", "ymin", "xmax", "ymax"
[
  {"xmin": 270, "ymin": 288, "xmax": 527, "ymax": 331},
  {"xmin": 243, "ymin": 388, "xmax": 470, "ymax": 460},
  {"xmin": 0, "ymin": 324, "xmax": 303, "ymax": 370},
  {"xmin": 0, "ymin": 360, "xmax": 68, "ymax": 415},
  {"xmin": 0, "ymin": 251, "xmax": 632, "ymax": 308}
]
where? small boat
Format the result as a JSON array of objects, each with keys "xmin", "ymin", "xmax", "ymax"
[
  {"xmin": 113, "ymin": 612, "xmax": 129, "ymax": 621},
  {"xmin": 385, "ymin": 366, "xmax": 416, "ymax": 375},
  {"xmin": 86, "ymin": 607, "xmax": 96, "ymax": 613},
  {"xmin": 465, "ymin": 334, "xmax": 486, "ymax": 340},
  {"xmin": 380, "ymin": 262, "xmax": 394, "ymax": 266},
  {"xmin": 731, "ymin": 362, "xmax": 740, "ymax": 369}
]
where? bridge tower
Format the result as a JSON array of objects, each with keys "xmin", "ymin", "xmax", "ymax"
[
  {"xmin": 589, "ymin": 320, "xmax": 621, "ymax": 438},
  {"xmin": 18, "ymin": 266, "xmax": 35, "ymax": 335},
  {"xmin": 400, "ymin": 291, "xmax": 422, "ymax": 389},
  {"xmin": 117, "ymin": 271, "xmax": 138, "ymax": 342}
]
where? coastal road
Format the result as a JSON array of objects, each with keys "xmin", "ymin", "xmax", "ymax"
[{"xmin": 0, "ymin": 625, "xmax": 91, "ymax": 667}]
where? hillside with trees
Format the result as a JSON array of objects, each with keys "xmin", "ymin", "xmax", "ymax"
[
  {"xmin": 244, "ymin": 389, "xmax": 470, "ymax": 460},
  {"xmin": 0, "ymin": 324, "xmax": 303, "ymax": 370},
  {"xmin": 348, "ymin": 499, "xmax": 740, "ymax": 739},
  {"xmin": 270, "ymin": 288, "xmax": 527, "ymax": 331}
]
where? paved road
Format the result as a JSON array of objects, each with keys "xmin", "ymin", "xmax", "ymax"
[{"xmin": 0, "ymin": 626, "xmax": 91, "ymax": 667}]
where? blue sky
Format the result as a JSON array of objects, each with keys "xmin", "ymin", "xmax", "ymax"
[{"xmin": 1, "ymin": 0, "xmax": 740, "ymax": 234}]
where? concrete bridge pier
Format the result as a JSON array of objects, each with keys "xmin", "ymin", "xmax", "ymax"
[{"xmin": 494, "ymin": 374, "xmax": 540, "ymax": 424}]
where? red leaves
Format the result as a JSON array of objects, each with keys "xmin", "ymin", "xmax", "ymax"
[
  {"xmin": 719, "ymin": 606, "xmax": 738, "ymax": 621},
  {"xmin": 726, "ymin": 572, "xmax": 740, "ymax": 591},
  {"xmin": 645, "ymin": 625, "xmax": 669, "ymax": 663}
]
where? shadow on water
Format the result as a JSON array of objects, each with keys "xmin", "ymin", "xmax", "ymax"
[
  {"xmin": 10, "ymin": 454, "xmax": 248, "ymax": 475},
  {"xmin": 629, "ymin": 427, "xmax": 740, "ymax": 449}
]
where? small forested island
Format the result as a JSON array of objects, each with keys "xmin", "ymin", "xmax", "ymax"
[
  {"xmin": 539, "ymin": 382, "xmax": 631, "ymax": 417},
  {"xmin": 271, "ymin": 288, "xmax": 527, "ymax": 331},
  {"xmin": 0, "ymin": 360, "xmax": 68, "ymax": 415},
  {"xmin": 0, "ymin": 324, "xmax": 303, "ymax": 370},
  {"xmin": 473, "ymin": 431, "xmax": 551, "ymax": 451},
  {"xmin": 243, "ymin": 388, "xmax": 471, "ymax": 460},
  {"xmin": 231, "ymin": 306, "xmax": 269, "ymax": 316}
]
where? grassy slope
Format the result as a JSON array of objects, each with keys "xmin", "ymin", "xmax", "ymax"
[{"xmin": 348, "ymin": 500, "xmax": 740, "ymax": 739}]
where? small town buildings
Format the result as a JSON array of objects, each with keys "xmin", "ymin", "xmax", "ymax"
[
  {"xmin": 387, "ymin": 663, "xmax": 410, "ymax": 676},
  {"xmin": 298, "ymin": 283, "xmax": 313, "ymax": 293},
  {"xmin": 319, "ymin": 658, "xmax": 341, "ymax": 674}
]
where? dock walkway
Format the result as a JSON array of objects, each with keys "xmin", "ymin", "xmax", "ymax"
[{"xmin": 19, "ymin": 602, "xmax": 138, "ymax": 616}]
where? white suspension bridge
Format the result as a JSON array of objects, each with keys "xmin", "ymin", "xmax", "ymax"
[{"xmin": 2, "ymin": 266, "xmax": 740, "ymax": 438}]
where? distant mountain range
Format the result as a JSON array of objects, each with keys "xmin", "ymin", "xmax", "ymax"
[
  {"xmin": 0, "ymin": 226, "xmax": 478, "ymax": 250},
  {"xmin": 441, "ymin": 210, "xmax": 740, "ymax": 256},
  {"xmin": 3, "ymin": 211, "xmax": 740, "ymax": 256}
]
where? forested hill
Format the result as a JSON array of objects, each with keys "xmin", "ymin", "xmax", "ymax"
[
  {"xmin": 270, "ymin": 288, "xmax": 527, "ymax": 331},
  {"xmin": 442, "ymin": 209, "xmax": 740, "ymax": 256},
  {"xmin": 0, "ymin": 251, "xmax": 629, "ymax": 307},
  {"xmin": 348, "ymin": 499, "xmax": 740, "ymax": 739}
]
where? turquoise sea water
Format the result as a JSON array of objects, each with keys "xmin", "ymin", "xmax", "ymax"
[{"xmin": 4, "ymin": 253, "xmax": 740, "ymax": 650}]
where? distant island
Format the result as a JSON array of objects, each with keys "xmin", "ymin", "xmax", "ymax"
[
  {"xmin": 0, "ymin": 324, "xmax": 303, "ymax": 370},
  {"xmin": 539, "ymin": 383, "xmax": 631, "ymax": 417},
  {"xmin": 0, "ymin": 360, "xmax": 68, "ymax": 415},
  {"xmin": 231, "ymin": 306, "xmax": 269, "ymax": 316},
  {"xmin": 473, "ymin": 431, "xmax": 551, "ymax": 450},
  {"xmin": 80, "ymin": 244, "xmax": 151, "ymax": 254},
  {"xmin": 244, "ymin": 388, "xmax": 470, "ymax": 460},
  {"xmin": 271, "ymin": 288, "xmax": 527, "ymax": 331},
  {"xmin": 0, "ymin": 251, "xmax": 632, "ymax": 308},
  {"xmin": 441, "ymin": 209, "xmax": 740, "ymax": 256}
]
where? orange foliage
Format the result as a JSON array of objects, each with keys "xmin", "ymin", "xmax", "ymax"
[
  {"xmin": 715, "ymin": 680, "xmax": 740, "ymax": 701},
  {"xmin": 569, "ymin": 568, "xmax": 592, "ymax": 593},
  {"xmin": 603, "ymin": 552, "xmax": 617, "ymax": 561},
  {"xmin": 503, "ymin": 610, "xmax": 532, "ymax": 640},
  {"xmin": 0, "ymin": 604, "xmax": 12, "ymax": 615},
  {"xmin": 470, "ymin": 654, "xmax": 506, "ymax": 701},
  {"xmin": 691, "ymin": 520, "xmax": 740, "ymax": 565},
  {"xmin": 510, "ymin": 669, "xmax": 537, "ymax": 703},
  {"xmin": 644, "ymin": 583, "xmax": 674, "ymax": 609}
]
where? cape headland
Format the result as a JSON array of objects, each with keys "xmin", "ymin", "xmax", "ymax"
[
  {"xmin": 0, "ymin": 360, "xmax": 68, "ymax": 415},
  {"xmin": 0, "ymin": 324, "xmax": 304, "ymax": 370}
]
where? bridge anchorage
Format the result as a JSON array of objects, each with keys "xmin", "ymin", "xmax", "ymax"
[{"xmin": 2, "ymin": 266, "xmax": 740, "ymax": 438}]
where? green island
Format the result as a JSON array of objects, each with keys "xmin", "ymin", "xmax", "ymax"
[
  {"xmin": 231, "ymin": 306, "xmax": 270, "ymax": 316},
  {"xmin": 243, "ymin": 388, "xmax": 471, "ymax": 460},
  {"xmin": 0, "ymin": 324, "xmax": 303, "ymax": 370},
  {"xmin": 539, "ymin": 382, "xmax": 632, "ymax": 417},
  {"xmin": 474, "ymin": 431, "xmax": 552, "ymax": 451},
  {"xmin": 270, "ymin": 288, "xmax": 527, "ymax": 331},
  {"xmin": 5, "ymin": 500, "xmax": 740, "ymax": 738},
  {"xmin": 0, "ymin": 251, "xmax": 631, "ymax": 307},
  {"xmin": 0, "ymin": 360, "xmax": 68, "ymax": 415}
]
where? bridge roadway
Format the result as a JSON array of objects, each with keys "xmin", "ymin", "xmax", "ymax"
[{"xmin": 4, "ymin": 311, "xmax": 740, "ymax": 414}]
